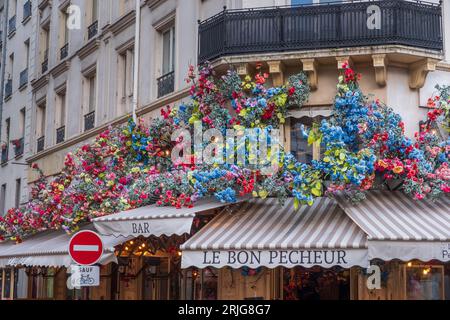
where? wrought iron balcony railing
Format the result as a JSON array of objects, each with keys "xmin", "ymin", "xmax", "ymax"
[
  {"xmin": 37, "ymin": 136, "xmax": 45, "ymax": 153},
  {"xmin": 198, "ymin": 0, "xmax": 443, "ymax": 63},
  {"xmin": 84, "ymin": 111, "xmax": 95, "ymax": 132},
  {"xmin": 1, "ymin": 145, "xmax": 8, "ymax": 164},
  {"xmin": 88, "ymin": 21, "xmax": 98, "ymax": 40},
  {"xmin": 23, "ymin": 1, "xmax": 32, "ymax": 22},
  {"xmin": 19, "ymin": 68, "xmax": 28, "ymax": 88},
  {"xmin": 60, "ymin": 43, "xmax": 69, "ymax": 60},
  {"xmin": 13, "ymin": 138, "xmax": 24, "ymax": 157},
  {"xmin": 56, "ymin": 126, "xmax": 66, "ymax": 144},
  {"xmin": 157, "ymin": 71, "xmax": 175, "ymax": 98},
  {"xmin": 8, "ymin": 15, "xmax": 16, "ymax": 36},
  {"xmin": 4, "ymin": 79, "xmax": 12, "ymax": 99}
]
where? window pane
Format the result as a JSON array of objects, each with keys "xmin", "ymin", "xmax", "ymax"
[
  {"xmin": 290, "ymin": 119, "xmax": 313, "ymax": 164},
  {"xmin": 89, "ymin": 76, "xmax": 96, "ymax": 112},
  {"xmin": 292, "ymin": 0, "xmax": 313, "ymax": 4},
  {"xmin": 162, "ymin": 30, "xmax": 171, "ymax": 74},
  {"xmin": 406, "ymin": 265, "xmax": 444, "ymax": 300}
]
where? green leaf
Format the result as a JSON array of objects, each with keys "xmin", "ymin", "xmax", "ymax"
[
  {"xmin": 294, "ymin": 198, "xmax": 299, "ymax": 210},
  {"xmin": 311, "ymin": 188, "xmax": 322, "ymax": 197}
]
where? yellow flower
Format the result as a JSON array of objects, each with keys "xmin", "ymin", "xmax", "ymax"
[
  {"xmin": 393, "ymin": 166, "xmax": 404, "ymax": 174},
  {"xmin": 377, "ymin": 160, "xmax": 388, "ymax": 168},
  {"xmin": 58, "ymin": 185, "xmax": 65, "ymax": 191},
  {"xmin": 244, "ymin": 75, "xmax": 251, "ymax": 82},
  {"xmin": 131, "ymin": 167, "xmax": 140, "ymax": 173}
]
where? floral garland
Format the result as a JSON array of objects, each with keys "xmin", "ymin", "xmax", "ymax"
[{"xmin": 0, "ymin": 63, "xmax": 448, "ymax": 243}]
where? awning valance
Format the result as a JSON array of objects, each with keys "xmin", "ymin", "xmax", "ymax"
[
  {"xmin": 335, "ymin": 191, "xmax": 450, "ymax": 262},
  {"xmin": 181, "ymin": 198, "xmax": 368, "ymax": 269},
  {"xmin": 93, "ymin": 198, "xmax": 236, "ymax": 238},
  {"xmin": 0, "ymin": 225, "xmax": 130, "ymax": 268}
]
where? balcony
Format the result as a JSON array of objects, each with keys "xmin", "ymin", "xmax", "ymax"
[
  {"xmin": 4, "ymin": 79, "xmax": 12, "ymax": 100},
  {"xmin": 1, "ymin": 145, "xmax": 8, "ymax": 164},
  {"xmin": 19, "ymin": 68, "xmax": 28, "ymax": 89},
  {"xmin": 23, "ymin": 1, "xmax": 32, "ymax": 23},
  {"xmin": 157, "ymin": 71, "xmax": 175, "ymax": 98},
  {"xmin": 13, "ymin": 138, "xmax": 24, "ymax": 157},
  {"xmin": 37, "ymin": 136, "xmax": 45, "ymax": 153},
  {"xmin": 8, "ymin": 15, "xmax": 16, "ymax": 36},
  {"xmin": 56, "ymin": 126, "xmax": 65, "ymax": 144},
  {"xmin": 88, "ymin": 21, "xmax": 98, "ymax": 40},
  {"xmin": 60, "ymin": 43, "xmax": 69, "ymax": 60},
  {"xmin": 198, "ymin": 0, "xmax": 443, "ymax": 63},
  {"xmin": 84, "ymin": 111, "xmax": 96, "ymax": 132}
]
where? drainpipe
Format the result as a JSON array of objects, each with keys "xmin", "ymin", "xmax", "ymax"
[
  {"xmin": 0, "ymin": 0, "xmax": 10, "ymax": 141},
  {"xmin": 131, "ymin": 0, "xmax": 141, "ymax": 123}
]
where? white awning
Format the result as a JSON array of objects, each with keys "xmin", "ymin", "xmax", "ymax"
[
  {"xmin": 93, "ymin": 198, "xmax": 237, "ymax": 238},
  {"xmin": 0, "ymin": 225, "xmax": 130, "ymax": 268},
  {"xmin": 335, "ymin": 191, "xmax": 450, "ymax": 262},
  {"xmin": 181, "ymin": 198, "xmax": 368, "ymax": 269}
]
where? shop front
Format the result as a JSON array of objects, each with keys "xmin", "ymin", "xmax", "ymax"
[
  {"xmin": 181, "ymin": 197, "xmax": 368, "ymax": 300},
  {"xmin": 1, "ymin": 192, "xmax": 449, "ymax": 300}
]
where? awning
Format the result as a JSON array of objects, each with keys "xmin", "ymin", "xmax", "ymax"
[
  {"xmin": 93, "ymin": 198, "xmax": 236, "ymax": 238},
  {"xmin": 181, "ymin": 198, "xmax": 368, "ymax": 269},
  {"xmin": 0, "ymin": 225, "xmax": 130, "ymax": 268},
  {"xmin": 335, "ymin": 191, "xmax": 450, "ymax": 262}
]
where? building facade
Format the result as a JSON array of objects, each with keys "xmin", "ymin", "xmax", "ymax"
[{"xmin": 0, "ymin": 0, "xmax": 449, "ymax": 300}]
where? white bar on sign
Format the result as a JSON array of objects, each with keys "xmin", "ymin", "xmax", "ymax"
[{"xmin": 73, "ymin": 245, "xmax": 99, "ymax": 252}]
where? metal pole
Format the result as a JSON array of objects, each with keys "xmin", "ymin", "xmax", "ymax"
[{"xmin": 132, "ymin": 0, "xmax": 141, "ymax": 123}]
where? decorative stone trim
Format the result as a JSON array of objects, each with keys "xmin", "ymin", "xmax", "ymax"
[
  {"xmin": 105, "ymin": 10, "xmax": 136, "ymax": 36},
  {"xmin": 301, "ymin": 58, "xmax": 318, "ymax": 91},
  {"xmin": 372, "ymin": 54, "xmax": 387, "ymax": 87},
  {"xmin": 77, "ymin": 39, "xmax": 101, "ymax": 60},
  {"xmin": 409, "ymin": 58, "xmax": 439, "ymax": 90},
  {"xmin": 50, "ymin": 60, "xmax": 71, "ymax": 78},
  {"xmin": 31, "ymin": 75, "xmax": 50, "ymax": 92},
  {"xmin": 267, "ymin": 60, "xmax": 285, "ymax": 87}
]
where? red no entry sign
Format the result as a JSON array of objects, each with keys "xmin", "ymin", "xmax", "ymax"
[{"xmin": 69, "ymin": 230, "xmax": 104, "ymax": 266}]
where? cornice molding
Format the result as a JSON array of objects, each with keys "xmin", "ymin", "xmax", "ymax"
[
  {"xmin": 104, "ymin": 10, "xmax": 136, "ymax": 36},
  {"xmin": 50, "ymin": 61, "xmax": 71, "ymax": 78},
  {"xmin": 77, "ymin": 39, "xmax": 101, "ymax": 60},
  {"xmin": 31, "ymin": 75, "xmax": 50, "ymax": 92}
]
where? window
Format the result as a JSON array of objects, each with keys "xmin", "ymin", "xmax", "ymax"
[
  {"xmin": 8, "ymin": 53, "xmax": 14, "ymax": 81},
  {"xmin": 117, "ymin": 48, "xmax": 134, "ymax": 114},
  {"xmin": 290, "ymin": 118, "xmax": 314, "ymax": 164},
  {"xmin": 92, "ymin": 0, "xmax": 98, "ymax": 22},
  {"xmin": 182, "ymin": 268, "xmax": 218, "ymax": 300},
  {"xmin": 55, "ymin": 90, "xmax": 66, "ymax": 144},
  {"xmin": 56, "ymin": 91, "xmax": 66, "ymax": 129},
  {"xmin": 292, "ymin": 0, "xmax": 313, "ymax": 4},
  {"xmin": 15, "ymin": 178, "xmax": 21, "ymax": 208},
  {"xmin": 406, "ymin": 264, "xmax": 445, "ymax": 300},
  {"xmin": 162, "ymin": 26, "xmax": 175, "ymax": 76},
  {"xmin": 19, "ymin": 108, "xmax": 25, "ymax": 138},
  {"xmin": 40, "ymin": 23, "xmax": 50, "ymax": 69},
  {"xmin": 36, "ymin": 102, "xmax": 46, "ymax": 138},
  {"xmin": 82, "ymin": 73, "xmax": 97, "ymax": 131},
  {"xmin": 5, "ymin": 118, "xmax": 10, "ymax": 143},
  {"xmin": 24, "ymin": 39, "xmax": 29, "ymax": 69},
  {"xmin": 88, "ymin": 75, "xmax": 96, "ymax": 113},
  {"xmin": 157, "ymin": 25, "xmax": 175, "ymax": 97},
  {"xmin": 0, "ymin": 184, "xmax": 6, "ymax": 216},
  {"xmin": 59, "ymin": 8, "xmax": 69, "ymax": 59}
]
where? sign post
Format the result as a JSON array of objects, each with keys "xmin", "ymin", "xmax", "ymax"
[{"xmin": 68, "ymin": 230, "xmax": 104, "ymax": 288}]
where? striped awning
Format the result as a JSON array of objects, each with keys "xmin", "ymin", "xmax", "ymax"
[
  {"xmin": 93, "ymin": 198, "xmax": 235, "ymax": 238},
  {"xmin": 181, "ymin": 198, "xmax": 368, "ymax": 269},
  {"xmin": 335, "ymin": 191, "xmax": 450, "ymax": 262},
  {"xmin": 0, "ymin": 225, "xmax": 130, "ymax": 268}
]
